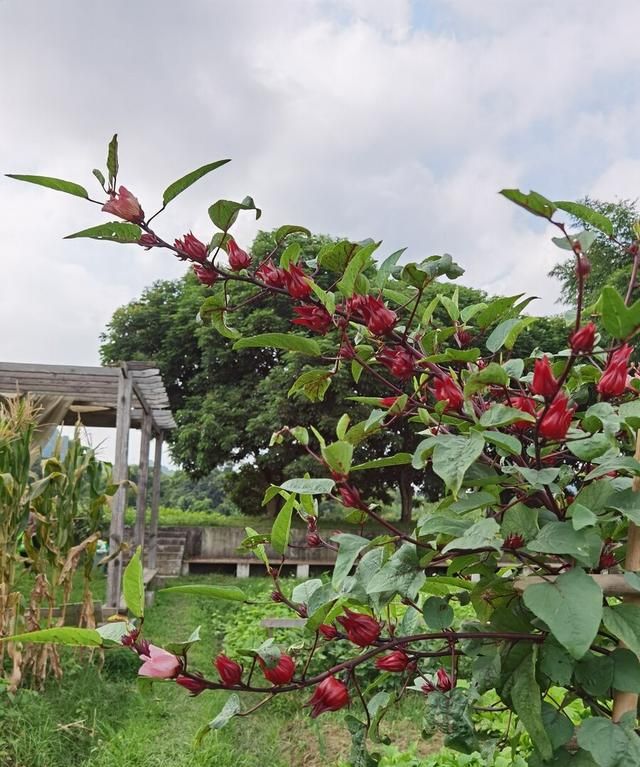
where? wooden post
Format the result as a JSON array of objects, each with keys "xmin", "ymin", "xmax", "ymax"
[
  {"xmin": 134, "ymin": 411, "xmax": 152, "ymax": 551},
  {"xmin": 106, "ymin": 364, "xmax": 132, "ymax": 609},
  {"xmin": 613, "ymin": 431, "xmax": 640, "ymax": 722},
  {"xmin": 147, "ymin": 431, "xmax": 163, "ymax": 571}
]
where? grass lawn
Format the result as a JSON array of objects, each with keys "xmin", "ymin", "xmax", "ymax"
[{"xmin": 0, "ymin": 575, "xmax": 446, "ymax": 767}]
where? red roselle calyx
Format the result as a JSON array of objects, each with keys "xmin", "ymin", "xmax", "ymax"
[
  {"xmin": 597, "ymin": 344, "xmax": 632, "ymax": 397},
  {"xmin": 306, "ymin": 676, "xmax": 349, "ymax": 718},
  {"xmin": 306, "ymin": 532, "xmax": 322, "ymax": 547},
  {"xmin": 538, "ymin": 393, "xmax": 575, "ymax": 441},
  {"xmin": 375, "ymin": 650, "xmax": 410, "ymax": 672},
  {"xmin": 192, "ymin": 264, "xmax": 218, "ymax": 286},
  {"xmin": 360, "ymin": 296, "xmax": 397, "ymax": 336},
  {"xmin": 174, "ymin": 232, "xmax": 208, "ymax": 262},
  {"xmin": 138, "ymin": 232, "xmax": 159, "ymax": 249},
  {"xmin": 531, "ymin": 357, "xmax": 558, "ymax": 399},
  {"xmin": 256, "ymin": 258, "xmax": 286, "ymax": 288},
  {"xmin": 336, "ymin": 609, "xmax": 380, "ymax": 647},
  {"xmin": 102, "ymin": 186, "xmax": 144, "ymax": 223},
  {"xmin": 176, "ymin": 674, "xmax": 207, "ymax": 696},
  {"xmin": 503, "ymin": 533, "xmax": 525, "ymax": 550},
  {"xmin": 576, "ymin": 254, "xmax": 591, "ymax": 278},
  {"xmin": 318, "ymin": 624, "xmax": 338, "ymax": 640},
  {"xmin": 260, "ymin": 654, "xmax": 296, "ymax": 685},
  {"xmin": 282, "ymin": 263, "xmax": 312, "ymax": 298},
  {"xmin": 339, "ymin": 484, "xmax": 367, "ymax": 510},
  {"xmin": 227, "ymin": 238, "xmax": 252, "ymax": 271},
  {"xmin": 214, "ymin": 654, "xmax": 243, "ymax": 686},
  {"xmin": 271, "ymin": 590, "xmax": 285, "ymax": 603},
  {"xmin": 511, "ymin": 395, "xmax": 537, "ymax": 431},
  {"xmin": 377, "ymin": 346, "xmax": 415, "ymax": 379},
  {"xmin": 292, "ymin": 304, "xmax": 332, "ymax": 334},
  {"xmin": 436, "ymin": 668, "xmax": 453, "ymax": 692},
  {"xmin": 569, "ymin": 322, "xmax": 596, "ymax": 354},
  {"xmin": 434, "ymin": 376, "xmax": 464, "ymax": 411}
]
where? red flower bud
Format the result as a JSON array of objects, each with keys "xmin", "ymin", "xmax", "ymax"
[
  {"xmin": 380, "ymin": 396, "xmax": 398, "ymax": 408},
  {"xmin": 455, "ymin": 329, "xmax": 473, "ymax": 347},
  {"xmin": 434, "ymin": 376, "xmax": 464, "ymax": 412},
  {"xmin": 338, "ymin": 342, "xmax": 356, "ymax": 360},
  {"xmin": 271, "ymin": 590, "xmax": 285, "ymax": 603},
  {"xmin": 174, "ymin": 232, "xmax": 208, "ymax": 262},
  {"xmin": 192, "ymin": 264, "xmax": 218, "ymax": 286},
  {"xmin": 377, "ymin": 346, "xmax": 415, "ymax": 380},
  {"xmin": 283, "ymin": 263, "xmax": 312, "ymax": 298},
  {"xmin": 511, "ymin": 395, "xmax": 537, "ymax": 431},
  {"xmin": 375, "ymin": 650, "xmax": 410, "ymax": 672},
  {"xmin": 336, "ymin": 609, "xmax": 380, "ymax": 647},
  {"xmin": 538, "ymin": 393, "xmax": 575, "ymax": 441},
  {"xmin": 503, "ymin": 533, "xmax": 525, "ymax": 550},
  {"xmin": 576, "ymin": 255, "xmax": 591, "ymax": 279},
  {"xmin": 176, "ymin": 674, "xmax": 207, "ymax": 696},
  {"xmin": 319, "ymin": 624, "xmax": 338, "ymax": 640},
  {"xmin": 214, "ymin": 654, "xmax": 243, "ymax": 686},
  {"xmin": 260, "ymin": 654, "xmax": 295, "ymax": 685},
  {"xmin": 531, "ymin": 357, "xmax": 558, "ymax": 399},
  {"xmin": 306, "ymin": 532, "xmax": 322, "ymax": 547},
  {"xmin": 339, "ymin": 485, "xmax": 367, "ymax": 510},
  {"xmin": 102, "ymin": 186, "xmax": 144, "ymax": 223},
  {"xmin": 256, "ymin": 258, "xmax": 286, "ymax": 288},
  {"xmin": 422, "ymin": 680, "xmax": 436, "ymax": 694},
  {"xmin": 138, "ymin": 232, "xmax": 159, "ymax": 249},
  {"xmin": 306, "ymin": 676, "xmax": 349, "ymax": 718},
  {"xmin": 597, "ymin": 344, "xmax": 632, "ymax": 397},
  {"xmin": 292, "ymin": 304, "xmax": 332, "ymax": 335},
  {"xmin": 436, "ymin": 668, "xmax": 453, "ymax": 692},
  {"xmin": 227, "ymin": 238, "xmax": 252, "ymax": 271},
  {"xmin": 599, "ymin": 549, "xmax": 617, "ymax": 571},
  {"xmin": 569, "ymin": 322, "xmax": 596, "ymax": 354}
]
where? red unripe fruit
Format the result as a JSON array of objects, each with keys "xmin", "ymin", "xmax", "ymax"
[
  {"xmin": 306, "ymin": 676, "xmax": 349, "ymax": 718},
  {"xmin": 256, "ymin": 258, "xmax": 286, "ymax": 288},
  {"xmin": 531, "ymin": 357, "xmax": 558, "ymax": 399},
  {"xmin": 214, "ymin": 654, "xmax": 243, "ymax": 686},
  {"xmin": 336, "ymin": 609, "xmax": 380, "ymax": 647},
  {"xmin": 576, "ymin": 255, "xmax": 591, "ymax": 278},
  {"xmin": 306, "ymin": 532, "xmax": 322, "ymax": 547},
  {"xmin": 375, "ymin": 650, "xmax": 410, "ymax": 672},
  {"xmin": 192, "ymin": 264, "xmax": 218, "ymax": 286},
  {"xmin": 138, "ymin": 232, "xmax": 159, "ymax": 249},
  {"xmin": 260, "ymin": 654, "xmax": 296, "ymax": 685},
  {"xmin": 319, "ymin": 624, "xmax": 338, "ymax": 640},
  {"xmin": 436, "ymin": 668, "xmax": 453, "ymax": 692},
  {"xmin": 434, "ymin": 376, "xmax": 464, "ymax": 411},
  {"xmin": 511, "ymin": 395, "xmax": 537, "ymax": 431},
  {"xmin": 227, "ymin": 238, "xmax": 252, "ymax": 271},
  {"xmin": 597, "ymin": 344, "xmax": 632, "ymax": 397},
  {"xmin": 174, "ymin": 232, "xmax": 208, "ymax": 262},
  {"xmin": 569, "ymin": 322, "xmax": 596, "ymax": 354},
  {"xmin": 292, "ymin": 304, "xmax": 332, "ymax": 334},
  {"xmin": 503, "ymin": 533, "xmax": 525, "ymax": 550},
  {"xmin": 176, "ymin": 674, "xmax": 207, "ymax": 696},
  {"xmin": 538, "ymin": 393, "xmax": 575, "ymax": 441},
  {"xmin": 377, "ymin": 346, "xmax": 415, "ymax": 379},
  {"xmin": 339, "ymin": 485, "xmax": 367, "ymax": 510},
  {"xmin": 283, "ymin": 263, "xmax": 312, "ymax": 298}
]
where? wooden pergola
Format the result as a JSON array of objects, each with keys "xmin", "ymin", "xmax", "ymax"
[{"xmin": 0, "ymin": 360, "xmax": 176, "ymax": 608}]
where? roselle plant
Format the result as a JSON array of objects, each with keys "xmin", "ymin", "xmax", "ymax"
[{"xmin": 7, "ymin": 137, "xmax": 640, "ymax": 765}]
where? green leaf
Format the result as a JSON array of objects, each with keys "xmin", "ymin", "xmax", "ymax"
[
  {"xmin": 603, "ymin": 604, "xmax": 640, "ymax": 658},
  {"xmin": 540, "ymin": 639, "xmax": 575, "ymax": 686},
  {"xmin": 208, "ymin": 196, "xmax": 261, "ymax": 231},
  {"xmin": 482, "ymin": 431, "xmax": 522, "ymax": 456},
  {"xmin": 337, "ymin": 242, "xmax": 379, "ymax": 297},
  {"xmin": 464, "ymin": 363, "xmax": 509, "ymax": 395},
  {"xmin": 374, "ymin": 248, "xmax": 405, "ymax": 288},
  {"xmin": 624, "ymin": 571, "xmax": 640, "ymax": 592},
  {"xmin": 432, "ymin": 431, "xmax": 485, "ymax": 496},
  {"xmin": 599, "ymin": 286, "xmax": 640, "ymax": 340},
  {"xmin": 162, "ymin": 160, "xmax": 231, "ymax": 206},
  {"xmin": 423, "ymin": 596, "xmax": 454, "ymax": 629},
  {"xmin": 244, "ymin": 526, "xmax": 269, "ymax": 567},
  {"xmin": 64, "ymin": 222, "xmax": 142, "ymax": 243},
  {"xmin": 331, "ymin": 533, "xmax": 370, "ymax": 588},
  {"xmin": 292, "ymin": 579, "xmax": 323, "ymax": 605},
  {"xmin": 541, "ymin": 701, "xmax": 574, "ymax": 751},
  {"xmin": 500, "ymin": 188, "xmax": 556, "ymax": 220},
  {"xmin": 570, "ymin": 503, "xmax": 598, "ymax": 530},
  {"xmin": 92, "ymin": 168, "xmax": 106, "ymax": 189},
  {"xmin": 400, "ymin": 254, "xmax": 464, "ymax": 288},
  {"xmin": 122, "ymin": 545, "xmax": 144, "ymax": 618},
  {"xmin": 160, "ymin": 584, "xmax": 247, "ymax": 601},
  {"xmin": 522, "ymin": 568, "xmax": 602, "ymax": 659},
  {"xmin": 603, "ymin": 488, "xmax": 640, "ymax": 525},
  {"xmin": 442, "ymin": 518, "xmax": 502, "ymax": 554},
  {"xmin": 509, "ymin": 646, "xmax": 553, "ymax": 760},
  {"xmin": 274, "ymin": 224, "xmax": 311, "ymax": 243},
  {"xmin": 166, "ymin": 626, "xmax": 202, "ymax": 656},
  {"xmin": 474, "ymin": 294, "xmax": 525, "ymax": 329},
  {"xmin": 367, "ymin": 543, "xmax": 425, "ymax": 599},
  {"xmin": 501, "ymin": 503, "xmax": 540, "ymax": 542},
  {"xmin": 486, "ymin": 317, "xmax": 536, "ymax": 353},
  {"xmin": 612, "ymin": 647, "xmax": 640, "ymax": 692},
  {"xmin": 234, "ymin": 333, "xmax": 321, "ymax": 356},
  {"xmin": 196, "ymin": 695, "xmax": 242, "ymax": 743},
  {"xmin": 107, "ymin": 133, "xmax": 119, "ymax": 187},
  {"xmin": 321, "ymin": 441, "xmax": 354, "ymax": 475},
  {"xmin": 449, "ymin": 490, "xmax": 498, "ymax": 514},
  {"xmin": 567, "ymin": 434, "xmax": 613, "ymax": 461},
  {"xmin": 288, "ymin": 369, "xmax": 332, "ymax": 401},
  {"xmin": 577, "ymin": 716, "xmax": 640, "ymax": 767},
  {"xmin": 527, "ymin": 522, "xmax": 601, "ymax": 567},
  {"xmin": 2, "ymin": 627, "xmax": 102, "ymax": 647},
  {"xmin": 480, "ymin": 404, "xmax": 535, "ymax": 428},
  {"xmin": 271, "ymin": 494, "xmax": 295, "ymax": 555},
  {"xmin": 351, "ymin": 453, "xmax": 412, "ymax": 472},
  {"xmin": 575, "ymin": 652, "xmax": 614, "ymax": 695},
  {"xmin": 6, "ymin": 174, "xmax": 89, "ymax": 199},
  {"xmin": 279, "ymin": 477, "xmax": 335, "ymax": 495},
  {"xmin": 199, "ymin": 294, "xmax": 241, "ymax": 339},
  {"xmin": 554, "ymin": 201, "xmax": 614, "ymax": 236}
]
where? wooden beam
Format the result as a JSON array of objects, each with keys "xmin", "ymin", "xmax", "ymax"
[
  {"xmin": 147, "ymin": 432, "xmax": 164, "ymax": 570},
  {"xmin": 106, "ymin": 365, "xmax": 133, "ymax": 608},
  {"xmin": 134, "ymin": 411, "xmax": 153, "ymax": 552}
]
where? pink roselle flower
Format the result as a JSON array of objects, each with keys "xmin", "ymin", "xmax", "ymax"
[
  {"xmin": 102, "ymin": 186, "xmax": 144, "ymax": 223},
  {"xmin": 138, "ymin": 645, "xmax": 181, "ymax": 679}
]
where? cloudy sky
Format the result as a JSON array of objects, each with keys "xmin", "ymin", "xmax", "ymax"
[{"xmin": 1, "ymin": 0, "xmax": 639, "ymax": 461}]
